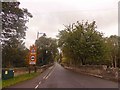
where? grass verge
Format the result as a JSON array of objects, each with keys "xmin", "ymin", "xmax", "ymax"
[{"xmin": 2, "ymin": 72, "xmax": 41, "ymax": 88}]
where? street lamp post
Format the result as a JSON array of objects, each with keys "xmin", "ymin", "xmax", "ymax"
[{"xmin": 37, "ymin": 32, "xmax": 46, "ymax": 39}]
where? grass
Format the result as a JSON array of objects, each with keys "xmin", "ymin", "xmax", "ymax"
[
  {"xmin": 2, "ymin": 72, "xmax": 41, "ymax": 88},
  {"xmin": 0, "ymin": 81, "xmax": 2, "ymax": 89}
]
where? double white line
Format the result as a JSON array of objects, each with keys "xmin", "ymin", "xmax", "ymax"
[
  {"xmin": 43, "ymin": 66, "xmax": 54, "ymax": 80},
  {"xmin": 35, "ymin": 81, "xmax": 41, "ymax": 89},
  {"xmin": 35, "ymin": 66, "xmax": 55, "ymax": 89},
  {"xmin": 45, "ymin": 69, "xmax": 54, "ymax": 79}
]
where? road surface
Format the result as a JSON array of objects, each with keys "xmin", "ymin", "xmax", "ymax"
[{"xmin": 6, "ymin": 62, "xmax": 118, "ymax": 89}]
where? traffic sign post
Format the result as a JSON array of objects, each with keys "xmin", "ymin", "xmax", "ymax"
[
  {"xmin": 29, "ymin": 45, "xmax": 37, "ymax": 65},
  {"xmin": 28, "ymin": 45, "xmax": 37, "ymax": 73}
]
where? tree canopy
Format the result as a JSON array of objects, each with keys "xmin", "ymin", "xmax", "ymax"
[
  {"xmin": 1, "ymin": 2, "xmax": 32, "ymax": 67},
  {"xmin": 58, "ymin": 21, "xmax": 119, "ymax": 67},
  {"xmin": 35, "ymin": 36, "xmax": 58, "ymax": 66}
]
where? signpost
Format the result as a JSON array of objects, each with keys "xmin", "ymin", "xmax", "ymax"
[
  {"xmin": 29, "ymin": 45, "xmax": 37, "ymax": 73},
  {"xmin": 29, "ymin": 45, "xmax": 37, "ymax": 65}
]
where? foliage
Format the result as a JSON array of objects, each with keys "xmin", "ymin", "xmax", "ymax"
[
  {"xmin": 104, "ymin": 35, "xmax": 119, "ymax": 67},
  {"xmin": 1, "ymin": 2, "xmax": 32, "ymax": 67},
  {"xmin": 58, "ymin": 21, "xmax": 112, "ymax": 66},
  {"xmin": 2, "ymin": 72, "xmax": 40, "ymax": 88},
  {"xmin": 35, "ymin": 36, "xmax": 58, "ymax": 66}
]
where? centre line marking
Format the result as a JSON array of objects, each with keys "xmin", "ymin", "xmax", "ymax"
[
  {"xmin": 43, "ymin": 76, "xmax": 46, "ymax": 79},
  {"xmin": 45, "ymin": 76, "xmax": 49, "ymax": 79},
  {"xmin": 43, "ymin": 65, "xmax": 55, "ymax": 80},
  {"xmin": 39, "ymin": 81, "xmax": 41, "ymax": 84},
  {"xmin": 35, "ymin": 85, "xmax": 39, "ymax": 89},
  {"xmin": 45, "ymin": 68, "xmax": 55, "ymax": 79},
  {"xmin": 45, "ymin": 72, "xmax": 52, "ymax": 79}
]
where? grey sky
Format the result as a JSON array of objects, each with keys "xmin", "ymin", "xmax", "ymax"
[{"xmin": 20, "ymin": 0, "xmax": 118, "ymax": 48}]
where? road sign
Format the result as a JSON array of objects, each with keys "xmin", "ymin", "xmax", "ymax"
[{"xmin": 29, "ymin": 45, "xmax": 37, "ymax": 65}]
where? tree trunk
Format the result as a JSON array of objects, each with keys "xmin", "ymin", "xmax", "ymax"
[{"xmin": 81, "ymin": 58, "xmax": 85, "ymax": 65}]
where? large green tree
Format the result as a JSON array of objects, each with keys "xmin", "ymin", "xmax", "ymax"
[
  {"xmin": 1, "ymin": 2, "xmax": 32, "ymax": 67},
  {"xmin": 105, "ymin": 35, "xmax": 119, "ymax": 67},
  {"xmin": 58, "ymin": 21, "xmax": 108, "ymax": 66},
  {"xmin": 35, "ymin": 36, "xmax": 58, "ymax": 66}
]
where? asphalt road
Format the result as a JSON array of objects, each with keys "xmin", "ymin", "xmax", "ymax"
[{"xmin": 6, "ymin": 62, "xmax": 118, "ymax": 89}]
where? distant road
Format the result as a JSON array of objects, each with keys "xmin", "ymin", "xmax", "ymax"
[{"xmin": 6, "ymin": 62, "xmax": 118, "ymax": 89}]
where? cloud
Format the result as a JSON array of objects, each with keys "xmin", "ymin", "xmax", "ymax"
[{"xmin": 20, "ymin": 0, "xmax": 118, "ymax": 48}]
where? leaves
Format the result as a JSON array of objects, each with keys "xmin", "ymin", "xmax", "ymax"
[
  {"xmin": 2, "ymin": 2, "xmax": 32, "ymax": 67},
  {"xmin": 58, "ymin": 21, "xmax": 108, "ymax": 65},
  {"xmin": 35, "ymin": 36, "xmax": 58, "ymax": 65}
]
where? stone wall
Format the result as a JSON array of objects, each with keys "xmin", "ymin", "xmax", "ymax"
[
  {"xmin": 14, "ymin": 64, "xmax": 53, "ymax": 76},
  {"xmin": 3, "ymin": 63, "xmax": 54, "ymax": 77},
  {"xmin": 64, "ymin": 65, "xmax": 119, "ymax": 82}
]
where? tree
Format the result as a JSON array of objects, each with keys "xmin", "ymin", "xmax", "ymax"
[
  {"xmin": 35, "ymin": 36, "xmax": 58, "ymax": 66},
  {"xmin": 1, "ymin": 2, "xmax": 32, "ymax": 67},
  {"xmin": 105, "ymin": 35, "xmax": 119, "ymax": 67},
  {"xmin": 58, "ymin": 21, "xmax": 108, "ymax": 66},
  {"xmin": 118, "ymin": 36, "xmax": 120, "ymax": 67}
]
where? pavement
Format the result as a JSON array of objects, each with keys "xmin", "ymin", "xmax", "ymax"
[{"xmin": 3, "ymin": 62, "xmax": 119, "ymax": 89}]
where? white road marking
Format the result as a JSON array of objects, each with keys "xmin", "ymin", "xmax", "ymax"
[
  {"xmin": 43, "ymin": 67, "xmax": 52, "ymax": 79},
  {"xmin": 43, "ymin": 76, "xmax": 46, "ymax": 79},
  {"xmin": 45, "ymin": 75, "xmax": 49, "ymax": 79},
  {"xmin": 45, "ymin": 68, "xmax": 55, "ymax": 79},
  {"xmin": 35, "ymin": 65, "xmax": 55, "ymax": 89},
  {"xmin": 35, "ymin": 85, "xmax": 39, "ymax": 89},
  {"xmin": 39, "ymin": 81, "xmax": 41, "ymax": 84},
  {"xmin": 45, "ymin": 72, "xmax": 51, "ymax": 79},
  {"xmin": 43, "ymin": 65, "xmax": 55, "ymax": 80}
]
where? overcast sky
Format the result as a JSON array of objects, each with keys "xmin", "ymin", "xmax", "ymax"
[{"xmin": 20, "ymin": 0, "xmax": 119, "ymax": 48}]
